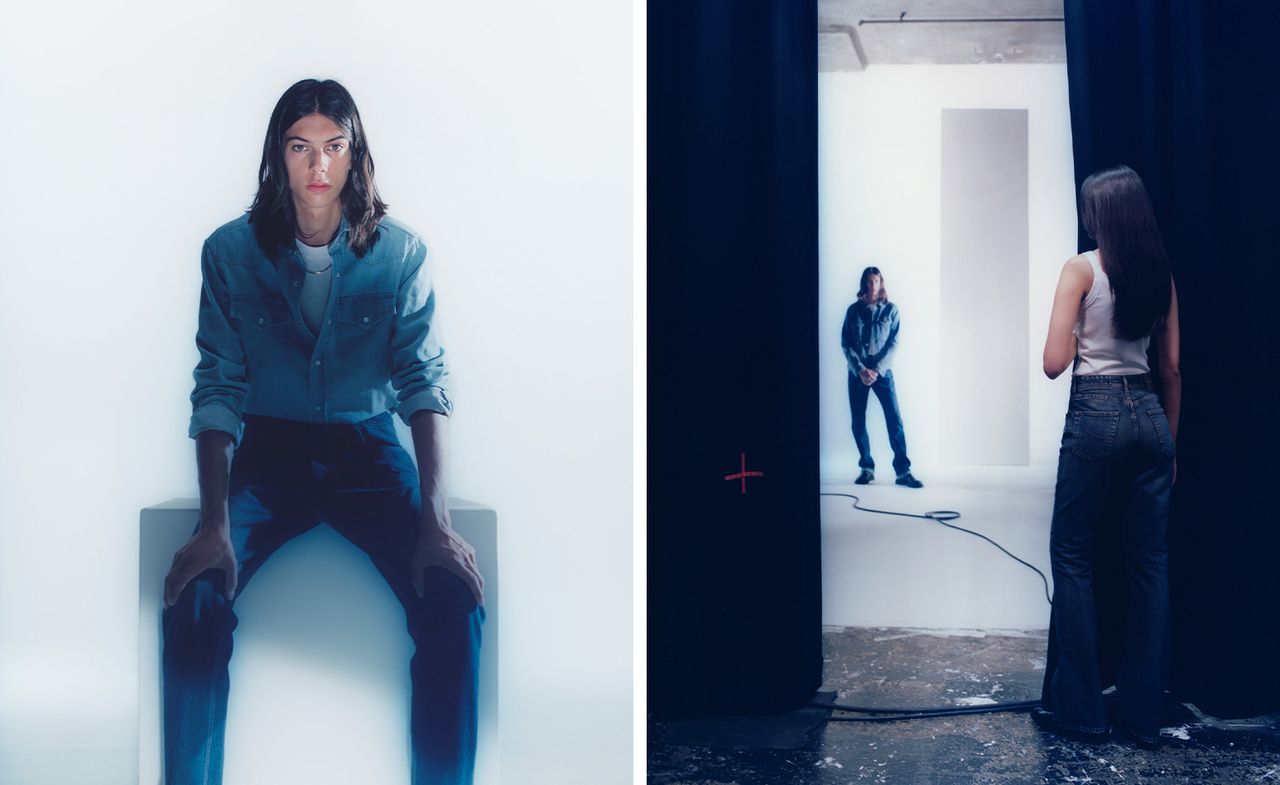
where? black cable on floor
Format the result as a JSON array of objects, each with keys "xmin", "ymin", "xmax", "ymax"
[
  {"xmin": 814, "ymin": 699, "xmax": 1041, "ymax": 722},
  {"xmin": 820, "ymin": 492, "xmax": 1053, "ymax": 606},
  {"xmin": 815, "ymin": 491, "xmax": 1051, "ymax": 721}
]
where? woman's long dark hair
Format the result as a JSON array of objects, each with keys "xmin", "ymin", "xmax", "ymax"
[
  {"xmin": 1079, "ymin": 165, "xmax": 1172, "ymax": 341},
  {"xmin": 857, "ymin": 266, "xmax": 889, "ymax": 304},
  {"xmin": 248, "ymin": 78, "xmax": 388, "ymax": 258}
]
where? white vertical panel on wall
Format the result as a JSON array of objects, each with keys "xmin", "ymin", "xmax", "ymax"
[{"xmin": 939, "ymin": 108, "xmax": 1030, "ymax": 465}]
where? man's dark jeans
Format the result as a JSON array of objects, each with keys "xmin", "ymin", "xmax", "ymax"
[
  {"xmin": 163, "ymin": 413, "xmax": 484, "ymax": 785},
  {"xmin": 1040, "ymin": 374, "xmax": 1173, "ymax": 742},
  {"xmin": 847, "ymin": 371, "xmax": 911, "ymax": 476}
]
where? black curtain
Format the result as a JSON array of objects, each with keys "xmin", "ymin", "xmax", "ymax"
[
  {"xmin": 1065, "ymin": 0, "xmax": 1280, "ymax": 718},
  {"xmin": 647, "ymin": 1, "xmax": 822, "ymax": 718}
]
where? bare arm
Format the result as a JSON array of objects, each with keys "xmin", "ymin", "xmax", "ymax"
[
  {"xmin": 409, "ymin": 411, "xmax": 484, "ymax": 604},
  {"xmin": 1043, "ymin": 256, "xmax": 1093, "ymax": 379},
  {"xmin": 164, "ymin": 430, "xmax": 239, "ymax": 606},
  {"xmin": 410, "ymin": 410, "xmax": 450, "ymax": 528},
  {"xmin": 196, "ymin": 430, "xmax": 234, "ymax": 532},
  {"xmin": 1155, "ymin": 279, "xmax": 1181, "ymax": 439}
]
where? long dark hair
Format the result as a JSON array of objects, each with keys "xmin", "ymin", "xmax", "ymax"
[
  {"xmin": 248, "ymin": 79, "xmax": 388, "ymax": 258},
  {"xmin": 857, "ymin": 266, "xmax": 889, "ymax": 304},
  {"xmin": 1079, "ymin": 165, "xmax": 1171, "ymax": 341}
]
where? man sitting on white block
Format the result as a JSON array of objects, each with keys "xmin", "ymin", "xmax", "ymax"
[{"xmin": 162, "ymin": 77, "xmax": 485, "ymax": 785}]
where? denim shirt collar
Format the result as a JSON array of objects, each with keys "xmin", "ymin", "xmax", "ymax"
[
  {"xmin": 284, "ymin": 213, "xmax": 351, "ymax": 271},
  {"xmin": 330, "ymin": 212, "xmax": 351, "ymax": 247}
]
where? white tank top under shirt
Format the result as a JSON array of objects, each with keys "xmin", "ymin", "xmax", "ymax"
[
  {"xmin": 1073, "ymin": 249, "xmax": 1150, "ymax": 376},
  {"xmin": 295, "ymin": 239, "xmax": 334, "ymax": 338}
]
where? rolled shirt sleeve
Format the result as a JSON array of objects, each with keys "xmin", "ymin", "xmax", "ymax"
[
  {"xmin": 189, "ymin": 240, "xmax": 249, "ymax": 445},
  {"xmin": 390, "ymin": 235, "xmax": 452, "ymax": 425}
]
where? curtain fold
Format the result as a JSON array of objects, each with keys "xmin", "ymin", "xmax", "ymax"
[
  {"xmin": 647, "ymin": 0, "xmax": 822, "ymax": 718},
  {"xmin": 1064, "ymin": 0, "xmax": 1280, "ymax": 718}
]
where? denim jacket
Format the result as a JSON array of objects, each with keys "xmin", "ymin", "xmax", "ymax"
[
  {"xmin": 841, "ymin": 299, "xmax": 900, "ymax": 376},
  {"xmin": 189, "ymin": 213, "xmax": 451, "ymax": 446}
]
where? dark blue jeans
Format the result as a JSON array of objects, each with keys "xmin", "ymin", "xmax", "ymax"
[
  {"xmin": 847, "ymin": 371, "xmax": 911, "ymax": 476},
  {"xmin": 163, "ymin": 413, "xmax": 484, "ymax": 785},
  {"xmin": 1040, "ymin": 374, "xmax": 1173, "ymax": 741}
]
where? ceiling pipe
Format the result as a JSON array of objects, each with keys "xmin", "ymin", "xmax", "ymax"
[{"xmin": 818, "ymin": 23, "xmax": 870, "ymax": 69}]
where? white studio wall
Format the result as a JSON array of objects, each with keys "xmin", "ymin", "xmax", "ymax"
[
  {"xmin": 0, "ymin": 3, "xmax": 632, "ymax": 784},
  {"xmin": 819, "ymin": 64, "xmax": 1078, "ymax": 481}
]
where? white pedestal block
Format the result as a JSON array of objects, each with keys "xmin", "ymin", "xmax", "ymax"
[{"xmin": 139, "ymin": 498, "xmax": 499, "ymax": 785}]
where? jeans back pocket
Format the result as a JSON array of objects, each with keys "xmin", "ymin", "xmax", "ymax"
[
  {"xmin": 1144, "ymin": 407, "xmax": 1175, "ymax": 457},
  {"xmin": 1070, "ymin": 411, "xmax": 1120, "ymax": 461}
]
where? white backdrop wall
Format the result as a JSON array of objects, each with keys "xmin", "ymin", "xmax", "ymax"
[
  {"xmin": 0, "ymin": 2, "xmax": 632, "ymax": 783},
  {"xmin": 819, "ymin": 65, "xmax": 1078, "ymax": 480}
]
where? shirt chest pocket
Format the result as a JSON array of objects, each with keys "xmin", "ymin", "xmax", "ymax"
[
  {"xmin": 860, "ymin": 311, "xmax": 888, "ymax": 338},
  {"xmin": 870, "ymin": 312, "xmax": 894, "ymax": 339},
  {"xmin": 334, "ymin": 292, "xmax": 396, "ymax": 367},
  {"xmin": 229, "ymin": 295, "xmax": 294, "ymax": 366},
  {"xmin": 336, "ymin": 293, "xmax": 396, "ymax": 326},
  {"xmin": 230, "ymin": 296, "xmax": 293, "ymax": 330}
]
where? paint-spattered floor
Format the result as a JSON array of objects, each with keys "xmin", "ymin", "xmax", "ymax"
[{"xmin": 648, "ymin": 627, "xmax": 1280, "ymax": 784}]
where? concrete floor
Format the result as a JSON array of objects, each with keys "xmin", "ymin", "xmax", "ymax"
[{"xmin": 649, "ymin": 627, "xmax": 1280, "ymax": 785}]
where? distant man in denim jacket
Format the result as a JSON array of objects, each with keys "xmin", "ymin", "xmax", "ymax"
[
  {"xmin": 841, "ymin": 266, "xmax": 923, "ymax": 488},
  {"xmin": 161, "ymin": 79, "xmax": 485, "ymax": 785}
]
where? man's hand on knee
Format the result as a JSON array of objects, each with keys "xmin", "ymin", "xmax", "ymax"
[
  {"xmin": 164, "ymin": 523, "xmax": 239, "ymax": 607},
  {"xmin": 412, "ymin": 515, "xmax": 484, "ymax": 607}
]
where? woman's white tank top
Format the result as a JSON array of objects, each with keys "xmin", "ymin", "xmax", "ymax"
[{"xmin": 1073, "ymin": 250, "xmax": 1151, "ymax": 376}]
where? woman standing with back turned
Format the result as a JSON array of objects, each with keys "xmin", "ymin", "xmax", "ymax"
[{"xmin": 1036, "ymin": 165, "xmax": 1181, "ymax": 747}]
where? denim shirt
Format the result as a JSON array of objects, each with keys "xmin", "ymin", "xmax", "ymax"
[
  {"xmin": 840, "ymin": 299, "xmax": 900, "ymax": 376},
  {"xmin": 189, "ymin": 213, "xmax": 451, "ymax": 446}
]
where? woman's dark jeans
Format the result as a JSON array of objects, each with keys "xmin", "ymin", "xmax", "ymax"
[
  {"xmin": 1040, "ymin": 374, "xmax": 1174, "ymax": 741},
  {"xmin": 162, "ymin": 413, "xmax": 484, "ymax": 785}
]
